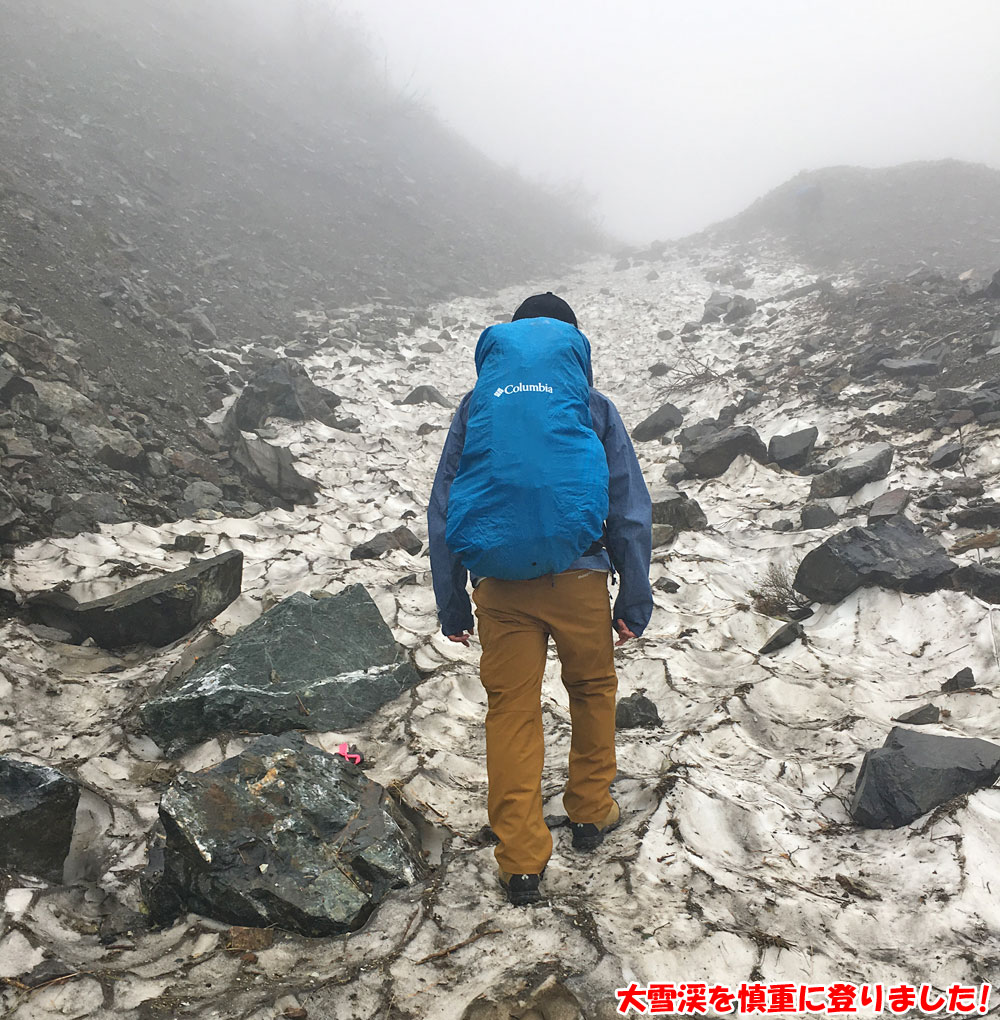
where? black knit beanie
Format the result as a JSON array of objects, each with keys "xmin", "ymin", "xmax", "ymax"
[{"xmin": 511, "ymin": 292, "xmax": 577, "ymax": 327}]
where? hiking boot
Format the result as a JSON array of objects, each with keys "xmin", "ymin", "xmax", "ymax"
[
  {"xmin": 498, "ymin": 869, "xmax": 542, "ymax": 906},
  {"xmin": 570, "ymin": 799, "xmax": 621, "ymax": 851}
]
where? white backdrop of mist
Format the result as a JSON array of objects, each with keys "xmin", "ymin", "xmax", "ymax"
[{"xmin": 326, "ymin": 0, "xmax": 1000, "ymax": 244}]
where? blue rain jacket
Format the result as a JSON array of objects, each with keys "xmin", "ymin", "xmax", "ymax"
[{"xmin": 428, "ymin": 381, "xmax": 653, "ymax": 637}]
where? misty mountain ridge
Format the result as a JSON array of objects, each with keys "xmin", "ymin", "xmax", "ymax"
[{"xmin": 702, "ymin": 159, "xmax": 1000, "ymax": 278}]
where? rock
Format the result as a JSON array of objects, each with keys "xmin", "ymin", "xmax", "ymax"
[
  {"xmin": 141, "ymin": 587, "xmax": 420, "ymax": 751},
  {"xmin": 702, "ymin": 292, "xmax": 755, "ymax": 324},
  {"xmin": 0, "ymin": 369, "xmax": 36, "ymax": 405},
  {"xmin": 653, "ymin": 577, "xmax": 680, "ymax": 593},
  {"xmin": 661, "ymin": 460, "xmax": 686, "ymax": 483},
  {"xmin": 631, "ymin": 401, "xmax": 684, "ymax": 442},
  {"xmin": 917, "ymin": 492, "xmax": 955, "ymax": 511},
  {"xmin": 676, "ymin": 421, "xmax": 719, "ymax": 447},
  {"xmin": 758, "ymin": 621, "xmax": 804, "ymax": 655},
  {"xmin": 768, "ymin": 426, "xmax": 818, "ymax": 471},
  {"xmin": 723, "ymin": 295, "xmax": 757, "ymax": 323},
  {"xmin": 950, "ymin": 501, "xmax": 1000, "ymax": 529},
  {"xmin": 615, "ymin": 693, "xmax": 661, "ymax": 729},
  {"xmin": 772, "ymin": 519, "xmax": 794, "ymax": 533},
  {"xmin": 27, "ymin": 550, "xmax": 243, "ymax": 648},
  {"xmin": 942, "ymin": 667, "xmax": 975, "ymax": 692},
  {"xmin": 928, "ymin": 441, "xmax": 964, "ymax": 469},
  {"xmin": 74, "ymin": 425, "xmax": 145, "ymax": 472},
  {"xmin": 952, "ymin": 562, "xmax": 1000, "ymax": 603},
  {"xmin": 893, "ymin": 704, "xmax": 941, "ymax": 725},
  {"xmin": 164, "ymin": 534, "xmax": 207, "ymax": 553},
  {"xmin": 402, "ymin": 385, "xmax": 450, "ymax": 407},
  {"xmin": 51, "ymin": 492, "xmax": 129, "ymax": 536},
  {"xmin": 182, "ymin": 480, "xmax": 224, "ymax": 510},
  {"xmin": 850, "ymin": 727, "xmax": 1000, "ymax": 828},
  {"xmin": 679, "ymin": 426, "xmax": 767, "ymax": 478},
  {"xmin": 0, "ymin": 758, "xmax": 80, "ymax": 881},
  {"xmin": 226, "ymin": 359, "xmax": 342, "ymax": 431},
  {"xmin": 650, "ymin": 487, "xmax": 707, "ymax": 532},
  {"xmin": 877, "ymin": 358, "xmax": 940, "ymax": 377},
  {"xmin": 800, "ymin": 503, "xmax": 839, "ymax": 530},
  {"xmin": 648, "ymin": 362, "xmax": 670, "ymax": 377},
  {"xmin": 176, "ymin": 307, "xmax": 218, "ymax": 343},
  {"xmin": 651, "ymin": 524, "xmax": 676, "ymax": 547},
  {"xmin": 150, "ymin": 733, "xmax": 425, "ymax": 935},
  {"xmin": 809, "ymin": 443, "xmax": 895, "ymax": 499},
  {"xmin": 231, "ymin": 433, "xmax": 319, "ymax": 501},
  {"xmin": 942, "ymin": 477, "xmax": 984, "ymax": 497},
  {"xmin": 793, "ymin": 517, "xmax": 956, "ymax": 603},
  {"xmin": 419, "ymin": 341, "xmax": 445, "ymax": 354},
  {"xmin": 351, "ymin": 526, "xmax": 422, "ymax": 560},
  {"xmin": 868, "ymin": 488, "xmax": 911, "ymax": 522},
  {"xmin": 656, "ymin": 329, "xmax": 674, "ymax": 342}
]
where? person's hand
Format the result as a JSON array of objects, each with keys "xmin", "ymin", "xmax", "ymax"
[
  {"xmin": 614, "ymin": 619, "xmax": 636, "ymax": 646},
  {"xmin": 447, "ymin": 631, "xmax": 473, "ymax": 647}
]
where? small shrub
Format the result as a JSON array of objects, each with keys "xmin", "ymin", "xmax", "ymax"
[{"xmin": 747, "ymin": 562, "xmax": 806, "ymax": 619}]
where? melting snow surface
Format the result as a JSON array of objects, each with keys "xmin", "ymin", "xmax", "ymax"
[{"xmin": 1, "ymin": 252, "xmax": 999, "ymax": 1018}]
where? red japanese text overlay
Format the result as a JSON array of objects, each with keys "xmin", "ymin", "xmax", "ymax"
[{"xmin": 614, "ymin": 982, "xmax": 991, "ymax": 1016}]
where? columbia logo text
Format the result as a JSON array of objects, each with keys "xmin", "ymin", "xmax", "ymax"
[{"xmin": 493, "ymin": 382, "xmax": 554, "ymax": 397}]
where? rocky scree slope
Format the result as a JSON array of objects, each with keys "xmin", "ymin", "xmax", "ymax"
[
  {"xmin": 3, "ymin": 242, "xmax": 1000, "ymax": 1018},
  {"xmin": 0, "ymin": 0, "xmax": 600, "ymax": 549},
  {"xmin": 695, "ymin": 159, "xmax": 1000, "ymax": 280}
]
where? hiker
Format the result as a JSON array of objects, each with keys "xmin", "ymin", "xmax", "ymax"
[{"xmin": 427, "ymin": 292, "xmax": 653, "ymax": 905}]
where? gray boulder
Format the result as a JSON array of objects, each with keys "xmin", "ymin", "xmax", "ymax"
[
  {"xmin": 928, "ymin": 442, "xmax": 964, "ymax": 469},
  {"xmin": 809, "ymin": 443, "xmax": 894, "ymax": 499},
  {"xmin": 768, "ymin": 427, "xmax": 818, "ymax": 471},
  {"xmin": 615, "ymin": 693, "xmax": 661, "ymax": 729},
  {"xmin": 231, "ymin": 433, "xmax": 319, "ymax": 501},
  {"xmin": 679, "ymin": 426, "xmax": 767, "ymax": 478},
  {"xmin": 148, "ymin": 733, "xmax": 425, "ymax": 935},
  {"xmin": 0, "ymin": 758, "xmax": 79, "ymax": 881},
  {"xmin": 868, "ymin": 488, "xmax": 911, "ymax": 522},
  {"xmin": 632, "ymin": 401, "xmax": 684, "ymax": 442},
  {"xmin": 759, "ymin": 621, "xmax": 804, "ymax": 655},
  {"xmin": 893, "ymin": 704, "xmax": 940, "ymax": 725},
  {"xmin": 942, "ymin": 667, "xmax": 975, "ymax": 692},
  {"xmin": 141, "ymin": 587, "xmax": 420, "ymax": 752},
  {"xmin": 952, "ymin": 562, "xmax": 1000, "ymax": 604},
  {"xmin": 950, "ymin": 501, "xmax": 1000, "ymax": 529},
  {"xmin": 27, "ymin": 550, "xmax": 243, "ymax": 648},
  {"xmin": 793, "ymin": 517, "xmax": 956, "ymax": 603},
  {"xmin": 226, "ymin": 358, "xmax": 342, "ymax": 431},
  {"xmin": 800, "ymin": 503, "xmax": 839, "ymax": 530},
  {"xmin": 351, "ymin": 526, "xmax": 422, "ymax": 560},
  {"xmin": 851, "ymin": 727, "xmax": 1000, "ymax": 828},
  {"xmin": 402, "ymin": 385, "xmax": 450, "ymax": 407},
  {"xmin": 878, "ymin": 358, "xmax": 940, "ymax": 377},
  {"xmin": 650, "ymin": 487, "xmax": 707, "ymax": 533}
]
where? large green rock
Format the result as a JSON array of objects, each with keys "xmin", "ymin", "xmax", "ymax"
[
  {"xmin": 141, "ymin": 586, "xmax": 419, "ymax": 752},
  {"xmin": 146, "ymin": 733, "xmax": 425, "ymax": 935}
]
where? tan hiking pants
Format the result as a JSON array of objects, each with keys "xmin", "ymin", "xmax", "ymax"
[{"xmin": 472, "ymin": 569, "xmax": 618, "ymax": 874}]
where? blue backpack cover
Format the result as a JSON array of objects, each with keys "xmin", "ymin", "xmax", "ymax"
[{"xmin": 446, "ymin": 317, "xmax": 609, "ymax": 580}]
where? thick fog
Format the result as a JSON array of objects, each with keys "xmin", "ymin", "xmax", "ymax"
[{"xmin": 336, "ymin": 0, "xmax": 1000, "ymax": 242}]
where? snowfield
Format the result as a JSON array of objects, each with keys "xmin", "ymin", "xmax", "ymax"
[{"xmin": 2, "ymin": 249, "xmax": 999, "ymax": 1019}]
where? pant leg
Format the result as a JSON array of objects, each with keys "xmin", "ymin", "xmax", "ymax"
[
  {"xmin": 544, "ymin": 571, "xmax": 618, "ymax": 824},
  {"xmin": 472, "ymin": 578, "xmax": 552, "ymax": 874}
]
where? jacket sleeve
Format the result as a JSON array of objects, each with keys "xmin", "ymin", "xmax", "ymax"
[
  {"xmin": 595, "ymin": 395, "xmax": 653, "ymax": 637},
  {"xmin": 427, "ymin": 394, "xmax": 474, "ymax": 635}
]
